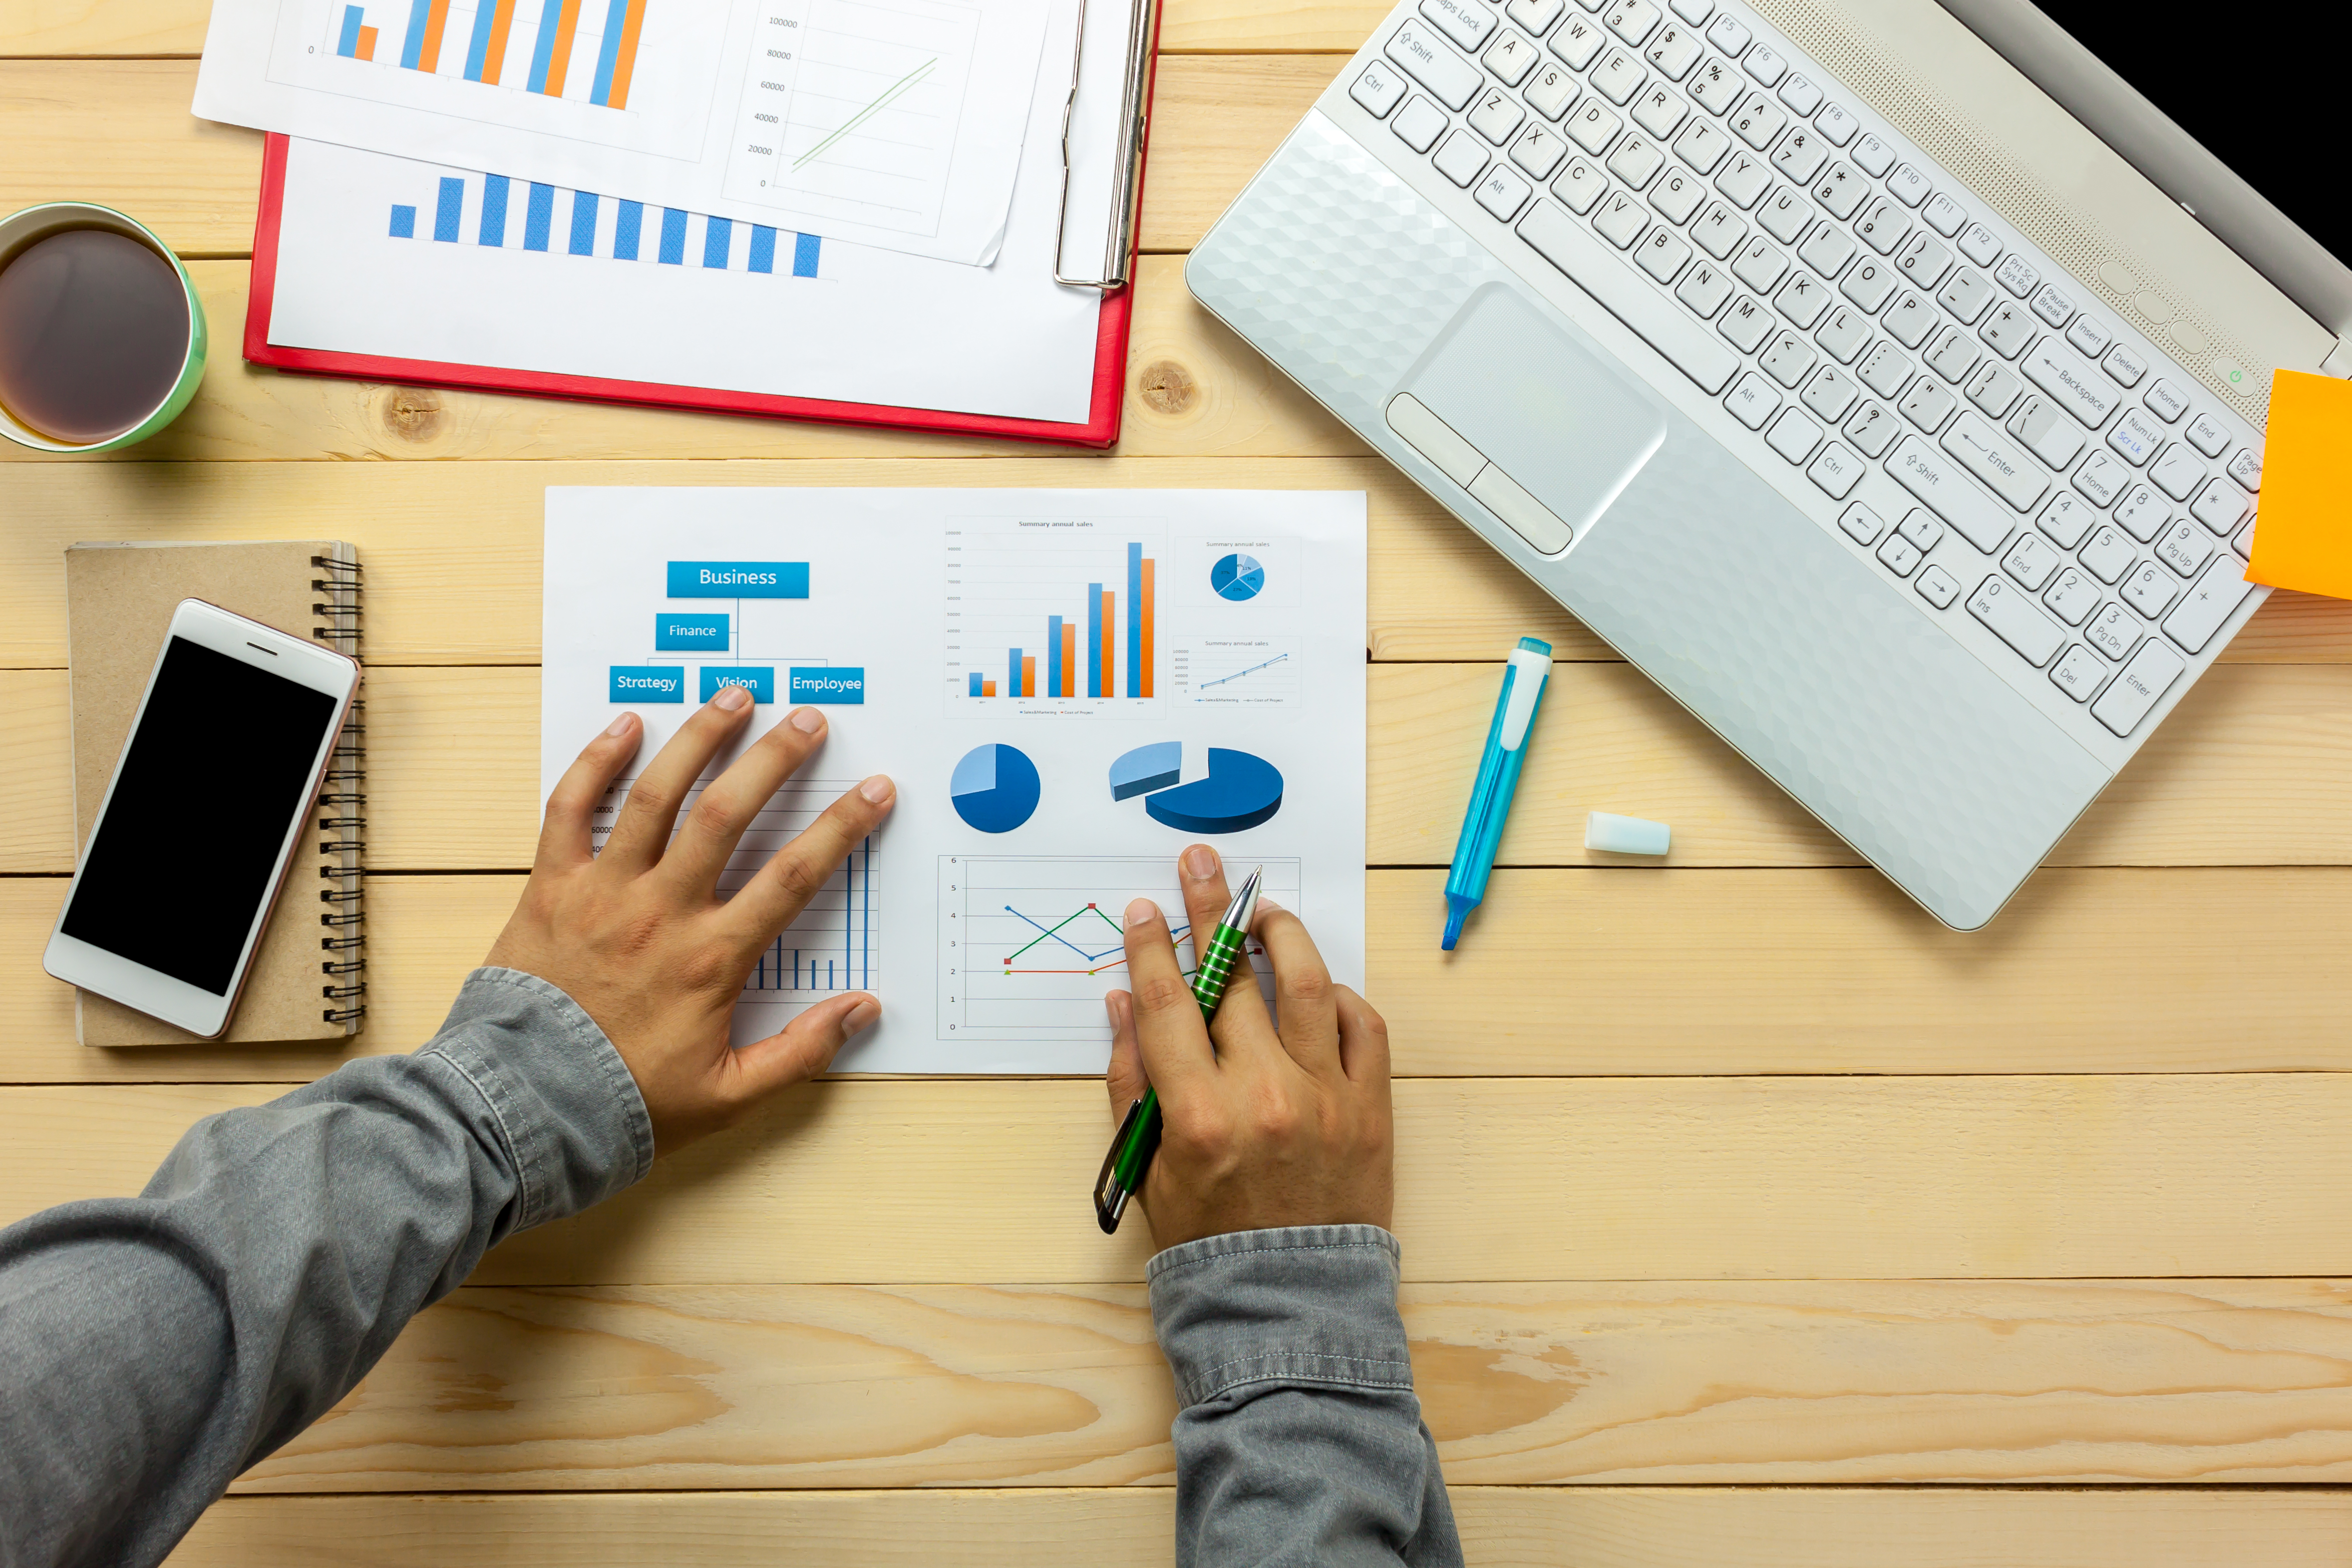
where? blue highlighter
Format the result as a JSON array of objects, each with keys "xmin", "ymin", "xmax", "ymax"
[{"xmin": 1441, "ymin": 636, "xmax": 1553, "ymax": 950}]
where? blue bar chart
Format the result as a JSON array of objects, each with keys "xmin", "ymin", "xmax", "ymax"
[{"xmin": 380, "ymin": 167, "xmax": 824, "ymax": 279}]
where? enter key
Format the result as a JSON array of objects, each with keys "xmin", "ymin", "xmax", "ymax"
[{"xmin": 1939, "ymin": 413, "xmax": 2051, "ymax": 514}]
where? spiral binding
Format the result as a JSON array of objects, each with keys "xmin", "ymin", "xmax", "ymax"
[
  {"xmin": 310, "ymin": 555, "xmax": 363, "ymax": 656},
  {"xmin": 315, "ymin": 554, "xmax": 367, "ymax": 1027}
]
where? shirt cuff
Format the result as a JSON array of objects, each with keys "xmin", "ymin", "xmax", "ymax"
[
  {"xmin": 421, "ymin": 966, "xmax": 656, "ymax": 1231},
  {"xmin": 1147, "ymin": 1224, "xmax": 1415, "ymax": 1409}
]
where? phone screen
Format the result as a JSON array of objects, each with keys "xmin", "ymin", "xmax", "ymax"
[{"xmin": 60, "ymin": 635, "xmax": 340, "ymax": 996}]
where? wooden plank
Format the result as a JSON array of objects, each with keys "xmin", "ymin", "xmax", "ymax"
[
  {"xmin": 0, "ymin": 0, "xmax": 209, "ymax": 53},
  {"xmin": 1159, "ymin": 0, "xmax": 1388, "ymax": 51},
  {"xmin": 10, "ymin": 1071, "xmax": 2352, "ymax": 1281},
  {"xmin": 7, "ymin": 867, "xmax": 2352, "ymax": 1081},
  {"xmin": 12, "ymin": 661, "xmax": 2352, "ymax": 874},
  {"xmin": 212, "ymin": 1277, "xmax": 2352, "ymax": 1491},
  {"xmin": 0, "ymin": 60, "xmax": 260, "ymax": 256},
  {"xmin": 0, "ymin": 455, "xmax": 1605, "ymax": 668},
  {"xmin": 0, "ymin": 0, "xmax": 1391, "ymax": 56},
  {"xmin": 5, "ymin": 456, "xmax": 2344, "ymax": 665},
  {"xmin": 14, "ymin": 457, "xmax": 2351, "ymax": 667},
  {"xmin": 0, "ymin": 57, "xmax": 1337, "ymax": 259},
  {"xmin": 165, "ymin": 1488, "xmax": 2352, "ymax": 1568},
  {"xmin": 0, "ymin": 259, "xmax": 1364, "ymax": 464}
]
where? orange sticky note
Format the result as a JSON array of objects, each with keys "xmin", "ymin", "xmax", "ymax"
[{"xmin": 2249, "ymin": 368, "xmax": 2352, "ymax": 600}]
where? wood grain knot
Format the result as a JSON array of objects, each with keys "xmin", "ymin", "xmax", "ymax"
[
  {"xmin": 381, "ymin": 387, "xmax": 445, "ymax": 443},
  {"xmin": 1136, "ymin": 359, "xmax": 1197, "ymax": 416}
]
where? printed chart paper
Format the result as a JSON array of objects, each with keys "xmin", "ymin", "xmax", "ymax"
[
  {"xmin": 195, "ymin": 0, "xmax": 1050, "ymax": 264},
  {"xmin": 541, "ymin": 488, "xmax": 1369, "ymax": 1074}
]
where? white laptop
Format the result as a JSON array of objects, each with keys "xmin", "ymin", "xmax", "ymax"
[{"xmin": 1187, "ymin": 0, "xmax": 2340, "ymax": 928}]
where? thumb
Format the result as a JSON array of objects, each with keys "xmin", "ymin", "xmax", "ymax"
[
  {"xmin": 728, "ymin": 991, "xmax": 879, "ymax": 1103},
  {"xmin": 1105, "ymin": 989, "xmax": 1149, "ymax": 1117}
]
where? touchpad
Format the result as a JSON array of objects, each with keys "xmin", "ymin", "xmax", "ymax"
[{"xmin": 1397, "ymin": 285, "xmax": 1670, "ymax": 540}]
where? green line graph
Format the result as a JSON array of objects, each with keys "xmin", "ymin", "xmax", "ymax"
[{"xmin": 792, "ymin": 57, "xmax": 938, "ymax": 170}]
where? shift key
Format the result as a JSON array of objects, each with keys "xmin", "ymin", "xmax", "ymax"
[
  {"xmin": 1384, "ymin": 20, "xmax": 1483, "ymax": 110},
  {"xmin": 1886, "ymin": 435, "xmax": 2016, "ymax": 552},
  {"xmin": 1965, "ymin": 574, "xmax": 2064, "ymax": 667}
]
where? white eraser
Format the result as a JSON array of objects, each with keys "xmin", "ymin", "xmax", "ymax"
[{"xmin": 1586, "ymin": 811, "xmax": 1671, "ymax": 856}]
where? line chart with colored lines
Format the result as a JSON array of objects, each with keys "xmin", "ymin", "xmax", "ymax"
[{"xmin": 937, "ymin": 856, "xmax": 1301, "ymax": 1040}]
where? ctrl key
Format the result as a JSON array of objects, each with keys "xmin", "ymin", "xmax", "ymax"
[
  {"xmin": 1352, "ymin": 60, "xmax": 1409, "ymax": 117},
  {"xmin": 2089, "ymin": 637, "xmax": 2185, "ymax": 737}
]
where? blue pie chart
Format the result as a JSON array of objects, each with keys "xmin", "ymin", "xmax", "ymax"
[
  {"xmin": 1211, "ymin": 553, "xmax": 1265, "ymax": 602},
  {"xmin": 950, "ymin": 743, "xmax": 1041, "ymax": 834},
  {"xmin": 1143, "ymin": 747, "xmax": 1283, "ymax": 834}
]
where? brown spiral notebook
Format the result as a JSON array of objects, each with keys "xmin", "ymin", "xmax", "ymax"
[{"xmin": 63, "ymin": 541, "xmax": 365, "ymax": 1046}]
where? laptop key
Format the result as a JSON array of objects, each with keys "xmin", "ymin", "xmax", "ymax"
[
  {"xmin": 1352, "ymin": 62, "xmax": 1408, "ymax": 117},
  {"xmin": 1516, "ymin": 200, "xmax": 1742, "ymax": 391},
  {"xmin": 1388, "ymin": 22, "xmax": 1485, "ymax": 110},
  {"xmin": 2089, "ymin": 637, "xmax": 2185, "ymax": 736},
  {"xmin": 2085, "ymin": 602, "xmax": 2138, "ymax": 660},
  {"xmin": 1420, "ymin": 0, "xmax": 1498, "ymax": 52},
  {"xmin": 1966, "ymin": 575, "xmax": 2065, "ymax": 666},
  {"xmin": 2163, "ymin": 557, "xmax": 2256, "ymax": 655},
  {"xmin": 1434, "ymin": 129, "xmax": 1491, "ymax": 186},
  {"xmin": 1887, "ymin": 434, "xmax": 2014, "ymax": 552},
  {"xmin": 1392, "ymin": 95, "xmax": 1450, "ymax": 153},
  {"xmin": 1915, "ymin": 563, "xmax": 1961, "ymax": 609}
]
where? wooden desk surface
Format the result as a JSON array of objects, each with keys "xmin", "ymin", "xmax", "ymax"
[{"xmin": 5, "ymin": 7, "xmax": 2352, "ymax": 1562}]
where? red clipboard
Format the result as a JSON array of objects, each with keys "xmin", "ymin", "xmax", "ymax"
[{"xmin": 245, "ymin": 45, "xmax": 1156, "ymax": 451}]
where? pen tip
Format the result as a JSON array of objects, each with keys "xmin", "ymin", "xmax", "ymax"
[{"xmin": 1441, "ymin": 901, "xmax": 1468, "ymax": 950}]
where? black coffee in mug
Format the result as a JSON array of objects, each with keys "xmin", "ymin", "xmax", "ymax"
[{"xmin": 0, "ymin": 227, "xmax": 192, "ymax": 445}]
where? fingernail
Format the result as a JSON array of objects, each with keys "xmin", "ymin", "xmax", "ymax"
[
  {"xmin": 844, "ymin": 997, "xmax": 880, "ymax": 1032},
  {"xmin": 604, "ymin": 713, "xmax": 635, "ymax": 737},
  {"xmin": 714, "ymin": 684, "xmax": 752, "ymax": 711},
  {"xmin": 859, "ymin": 774, "xmax": 895, "ymax": 805},
  {"xmin": 1183, "ymin": 845, "xmax": 1220, "ymax": 881},
  {"xmin": 790, "ymin": 705, "xmax": 825, "ymax": 734},
  {"xmin": 1125, "ymin": 898, "xmax": 1158, "ymax": 927}
]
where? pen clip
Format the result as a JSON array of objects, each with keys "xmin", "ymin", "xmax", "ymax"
[{"xmin": 1093, "ymin": 1096, "xmax": 1151, "ymax": 1234}]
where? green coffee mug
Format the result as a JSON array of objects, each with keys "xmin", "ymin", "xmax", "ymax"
[{"xmin": 0, "ymin": 201, "xmax": 207, "ymax": 453}]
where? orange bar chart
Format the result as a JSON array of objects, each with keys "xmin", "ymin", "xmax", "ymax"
[
  {"xmin": 356, "ymin": 23, "xmax": 378, "ymax": 57},
  {"xmin": 1099, "ymin": 590, "xmax": 1115, "ymax": 698},
  {"xmin": 1139, "ymin": 558, "xmax": 1155, "ymax": 698},
  {"xmin": 417, "ymin": 0, "xmax": 451, "ymax": 71},
  {"xmin": 1059, "ymin": 622, "xmax": 1077, "ymax": 698}
]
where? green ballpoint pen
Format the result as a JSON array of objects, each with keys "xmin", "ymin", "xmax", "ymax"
[{"xmin": 1093, "ymin": 865, "xmax": 1263, "ymax": 1235}]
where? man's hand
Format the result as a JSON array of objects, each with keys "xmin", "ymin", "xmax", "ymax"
[
  {"xmin": 1103, "ymin": 846, "xmax": 1393, "ymax": 1251},
  {"xmin": 486, "ymin": 690, "xmax": 895, "ymax": 1153}
]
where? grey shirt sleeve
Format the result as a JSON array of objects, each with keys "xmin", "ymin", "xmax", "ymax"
[
  {"xmin": 1149, "ymin": 1224, "xmax": 1461, "ymax": 1568},
  {"xmin": 0, "ymin": 967, "xmax": 652, "ymax": 1568}
]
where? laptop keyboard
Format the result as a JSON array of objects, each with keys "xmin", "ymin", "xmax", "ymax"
[{"xmin": 1351, "ymin": 0, "xmax": 2266, "ymax": 739}]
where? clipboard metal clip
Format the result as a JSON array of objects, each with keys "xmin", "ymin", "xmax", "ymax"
[{"xmin": 1053, "ymin": 0, "xmax": 1155, "ymax": 291}]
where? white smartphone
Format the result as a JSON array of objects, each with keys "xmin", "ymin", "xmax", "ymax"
[{"xmin": 43, "ymin": 598, "xmax": 361, "ymax": 1038}]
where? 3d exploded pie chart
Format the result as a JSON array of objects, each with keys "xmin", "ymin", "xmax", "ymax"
[
  {"xmin": 950, "ymin": 743, "xmax": 1041, "ymax": 833},
  {"xmin": 1109, "ymin": 742, "xmax": 1283, "ymax": 833},
  {"xmin": 1211, "ymin": 552, "xmax": 1265, "ymax": 602}
]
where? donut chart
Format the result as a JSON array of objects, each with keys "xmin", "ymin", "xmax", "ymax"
[{"xmin": 950, "ymin": 743, "xmax": 1041, "ymax": 834}]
